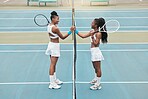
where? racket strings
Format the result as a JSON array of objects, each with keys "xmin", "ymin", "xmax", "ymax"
[
  {"xmin": 34, "ymin": 14, "xmax": 50, "ymax": 27},
  {"xmin": 96, "ymin": 20, "xmax": 120, "ymax": 33}
]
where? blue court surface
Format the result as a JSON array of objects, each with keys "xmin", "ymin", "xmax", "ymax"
[
  {"xmin": 0, "ymin": 44, "xmax": 148, "ymax": 99},
  {"xmin": 0, "ymin": 8, "xmax": 148, "ymax": 99},
  {"xmin": 0, "ymin": 9, "xmax": 148, "ymax": 32}
]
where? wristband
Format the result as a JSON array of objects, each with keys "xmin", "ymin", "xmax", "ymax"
[
  {"xmin": 68, "ymin": 31, "xmax": 72, "ymax": 35},
  {"xmin": 75, "ymin": 30, "xmax": 79, "ymax": 34}
]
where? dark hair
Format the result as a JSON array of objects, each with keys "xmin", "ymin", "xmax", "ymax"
[
  {"xmin": 50, "ymin": 11, "xmax": 58, "ymax": 20},
  {"xmin": 94, "ymin": 18, "xmax": 108, "ymax": 43}
]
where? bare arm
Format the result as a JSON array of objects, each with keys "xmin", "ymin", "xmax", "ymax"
[
  {"xmin": 53, "ymin": 27, "xmax": 69, "ymax": 40},
  {"xmin": 77, "ymin": 32, "xmax": 91, "ymax": 38},
  {"xmin": 91, "ymin": 33, "xmax": 101, "ymax": 46},
  {"xmin": 70, "ymin": 26, "xmax": 91, "ymax": 38}
]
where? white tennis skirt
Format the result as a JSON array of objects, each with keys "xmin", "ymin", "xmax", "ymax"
[
  {"xmin": 45, "ymin": 42, "xmax": 60, "ymax": 57},
  {"xmin": 91, "ymin": 47, "xmax": 104, "ymax": 62}
]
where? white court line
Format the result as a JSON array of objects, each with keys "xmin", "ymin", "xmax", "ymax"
[
  {"xmin": 0, "ymin": 10, "xmax": 148, "ymax": 14},
  {"xmin": 0, "ymin": 81, "xmax": 148, "ymax": 85},
  {"xmin": 0, "ymin": 17, "xmax": 148, "ymax": 19},
  {"xmin": 0, "ymin": 49, "xmax": 148, "ymax": 53}
]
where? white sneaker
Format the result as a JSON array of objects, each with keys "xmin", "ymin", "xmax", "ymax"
[
  {"xmin": 90, "ymin": 83, "xmax": 102, "ymax": 90},
  {"xmin": 49, "ymin": 82, "xmax": 61, "ymax": 89},
  {"xmin": 90, "ymin": 79, "xmax": 97, "ymax": 85},
  {"xmin": 55, "ymin": 79, "xmax": 63, "ymax": 85}
]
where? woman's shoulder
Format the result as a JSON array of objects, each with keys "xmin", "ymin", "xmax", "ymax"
[
  {"xmin": 52, "ymin": 25, "xmax": 59, "ymax": 33},
  {"xmin": 52, "ymin": 25, "xmax": 58, "ymax": 30},
  {"xmin": 96, "ymin": 32, "xmax": 101, "ymax": 35},
  {"xmin": 96, "ymin": 32, "xmax": 102, "ymax": 38}
]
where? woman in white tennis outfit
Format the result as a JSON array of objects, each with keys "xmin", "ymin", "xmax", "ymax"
[
  {"xmin": 74, "ymin": 18, "xmax": 108, "ymax": 90},
  {"xmin": 45, "ymin": 11, "xmax": 72, "ymax": 89}
]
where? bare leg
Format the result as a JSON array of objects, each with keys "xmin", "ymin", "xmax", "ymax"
[
  {"xmin": 93, "ymin": 61, "xmax": 101, "ymax": 77},
  {"xmin": 90, "ymin": 61, "xmax": 102, "ymax": 90},
  {"xmin": 49, "ymin": 56, "xmax": 58, "ymax": 75},
  {"xmin": 48, "ymin": 56, "xmax": 61, "ymax": 89},
  {"xmin": 92, "ymin": 61, "xmax": 97, "ymax": 75}
]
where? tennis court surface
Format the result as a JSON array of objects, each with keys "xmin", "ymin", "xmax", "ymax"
[
  {"xmin": 0, "ymin": 44, "xmax": 148, "ymax": 99},
  {"xmin": 0, "ymin": 5, "xmax": 148, "ymax": 99}
]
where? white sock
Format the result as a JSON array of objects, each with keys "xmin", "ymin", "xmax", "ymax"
[
  {"xmin": 93, "ymin": 73, "xmax": 97, "ymax": 80},
  {"xmin": 54, "ymin": 72, "xmax": 57, "ymax": 80},
  {"xmin": 50, "ymin": 75, "xmax": 54, "ymax": 83},
  {"xmin": 95, "ymin": 73, "xmax": 97, "ymax": 80},
  {"xmin": 96, "ymin": 77, "xmax": 101, "ymax": 85}
]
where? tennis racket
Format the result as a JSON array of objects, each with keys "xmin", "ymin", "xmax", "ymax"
[
  {"xmin": 34, "ymin": 14, "xmax": 50, "ymax": 27},
  {"xmin": 95, "ymin": 20, "xmax": 120, "ymax": 33}
]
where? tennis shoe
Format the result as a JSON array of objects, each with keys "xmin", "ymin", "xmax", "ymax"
[
  {"xmin": 49, "ymin": 82, "xmax": 61, "ymax": 89},
  {"xmin": 90, "ymin": 79, "xmax": 97, "ymax": 85},
  {"xmin": 90, "ymin": 83, "xmax": 102, "ymax": 90},
  {"xmin": 55, "ymin": 79, "xmax": 63, "ymax": 85}
]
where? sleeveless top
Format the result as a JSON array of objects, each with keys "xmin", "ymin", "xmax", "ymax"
[
  {"xmin": 47, "ymin": 25, "xmax": 59, "ymax": 39},
  {"xmin": 90, "ymin": 33, "xmax": 97, "ymax": 42}
]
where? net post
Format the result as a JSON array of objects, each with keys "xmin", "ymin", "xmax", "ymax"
[
  {"xmin": 72, "ymin": 1, "xmax": 77, "ymax": 99},
  {"xmin": 72, "ymin": 8, "xmax": 75, "ymax": 40}
]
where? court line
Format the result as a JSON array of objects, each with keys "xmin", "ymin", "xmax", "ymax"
[
  {"xmin": 0, "ymin": 17, "xmax": 148, "ymax": 19},
  {"xmin": 0, "ymin": 49, "xmax": 148, "ymax": 53},
  {"xmin": 0, "ymin": 10, "xmax": 148, "ymax": 13},
  {"xmin": 0, "ymin": 81, "xmax": 148, "ymax": 85}
]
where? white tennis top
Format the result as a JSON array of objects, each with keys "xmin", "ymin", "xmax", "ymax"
[{"xmin": 47, "ymin": 25, "xmax": 59, "ymax": 39}]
